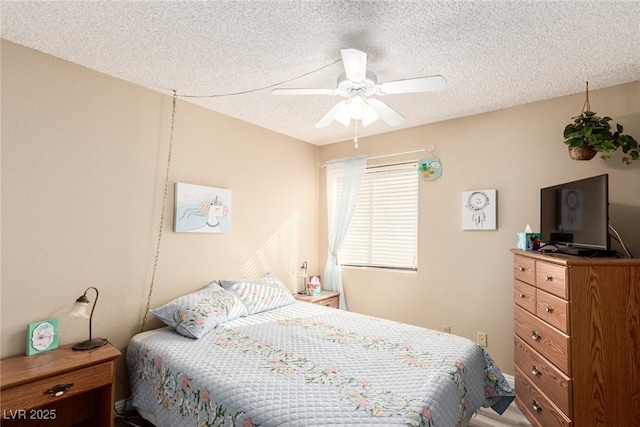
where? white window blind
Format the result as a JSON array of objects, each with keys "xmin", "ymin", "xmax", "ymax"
[{"xmin": 339, "ymin": 162, "xmax": 418, "ymax": 270}]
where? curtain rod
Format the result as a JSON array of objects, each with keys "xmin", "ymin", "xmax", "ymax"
[{"xmin": 319, "ymin": 148, "xmax": 429, "ymax": 168}]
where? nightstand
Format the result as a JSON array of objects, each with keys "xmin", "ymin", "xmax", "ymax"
[
  {"xmin": 294, "ymin": 290, "xmax": 340, "ymax": 308},
  {"xmin": 1, "ymin": 341, "xmax": 121, "ymax": 427}
]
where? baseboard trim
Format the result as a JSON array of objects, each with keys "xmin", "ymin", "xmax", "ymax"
[
  {"xmin": 504, "ymin": 373, "xmax": 515, "ymax": 390},
  {"xmin": 115, "ymin": 398, "xmax": 134, "ymax": 415}
]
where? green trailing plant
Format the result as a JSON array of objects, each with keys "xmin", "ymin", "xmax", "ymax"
[{"xmin": 563, "ymin": 82, "xmax": 639, "ymax": 165}]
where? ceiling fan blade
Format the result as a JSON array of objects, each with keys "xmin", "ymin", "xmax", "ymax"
[
  {"xmin": 367, "ymin": 98, "xmax": 405, "ymax": 127},
  {"xmin": 271, "ymin": 88, "xmax": 337, "ymax": 95},
  {"xmin": 340, "ymin": 48, "xmax": 367, "ymax": 83},
  {"xmin": 314, "ymin": 100, "xmax": 350, "ymax": 128},
  {"xmin": 376, "ymin": 75, "xmax": 447, "ymax": 95}
]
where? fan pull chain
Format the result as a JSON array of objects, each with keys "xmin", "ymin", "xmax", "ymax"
[
  {"xmin": 140, "ymin": 91, "xmax": 178, "ymax": 333},
  {"xmin": 354, "ymin": 120, "xmax": 359, "ymax": 151}
]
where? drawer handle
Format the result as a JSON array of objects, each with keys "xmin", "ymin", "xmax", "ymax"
[
  {"xmin": 45, "ymin": 383, "xmax": 73, "ymax": 397},
  {"xmin": 544, "ymin": 306, "xmax": 554, "ymax": 313},
  {"xmin": 544, "ymin": 275, "xmax": 552, "ymax": 281},
  {"xmin": 518, "ymin": 266, "xmax": 525, "ymax": 272},
  {"xmin": 518, "ymin": 293, "xmax": 525, "ymax": 298},
  {"xmin": 532, "ymin": 400, "xmax": 543, "ymax": 412},
  {"xmin": 531, "ymin": 330, "xmax": 541, "ymax": 341},
  {"xmin": 531, "ymin": 366, "xmax": 542, "ymax": 376}
]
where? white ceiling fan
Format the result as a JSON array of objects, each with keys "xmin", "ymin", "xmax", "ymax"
[{"xmin": 272, "ymin": 48, "xmax": 447, "ymax": 129}]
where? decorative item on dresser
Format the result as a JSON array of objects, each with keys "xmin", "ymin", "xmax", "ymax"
[
  {"xmin": 0, "ymin": 342, "xmax": 121, "ymax": 426},
  {"xmin": 511, "ymin": 249, "xmax": 640, "ymax": 427},
  {"xmin": 294, "ymin": 289, "xmax": 340, "ymax": 308}
]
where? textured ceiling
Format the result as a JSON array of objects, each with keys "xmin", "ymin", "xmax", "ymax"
[{"xmin": 2, "ymin": 1, "xmax": 639, "ymax": 145}]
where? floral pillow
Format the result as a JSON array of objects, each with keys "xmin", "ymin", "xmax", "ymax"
[
  {"xmin": 220, "ymin": 273, "xmax": 296, "ymax": 315},
  {"xmin": 151, "ymin": 281, "xmax": 247, "ymax": 339}
]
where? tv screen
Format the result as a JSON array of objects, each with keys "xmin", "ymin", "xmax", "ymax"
[{"xmin": 540, "ymin": 174, "xmax": 609, "ymax": 252}]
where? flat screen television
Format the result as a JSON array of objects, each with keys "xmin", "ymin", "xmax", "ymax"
[{"xmin": 540, "ymin": 174, "xmax": 612, "ymax": 255}]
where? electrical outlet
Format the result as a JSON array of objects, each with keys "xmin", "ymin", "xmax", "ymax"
[
  {"xmin": 477, "ymin": 332, "xmax": 488, "ymax": 347},
  {"xmin": 443, "ymin": 325, "xmax": 451, "ymax": 334}
]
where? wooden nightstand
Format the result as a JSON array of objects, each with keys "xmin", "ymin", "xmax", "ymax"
[
  {"xmin": 1, "ymin": 342, "xmax": 121, "ymax": 427},
  {"xmin": 294, "ymin": 290, "xmax": 340, "ymax": 308}
]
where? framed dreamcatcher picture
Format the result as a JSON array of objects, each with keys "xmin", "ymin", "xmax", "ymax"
[{"xmin": 462, "ymin": 189, "xmax": 497, "ymax": 230}]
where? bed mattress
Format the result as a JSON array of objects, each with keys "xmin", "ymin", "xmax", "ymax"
[{"xmin": 127, "ymin": 302, "xmax": 513, "ymax": 426}]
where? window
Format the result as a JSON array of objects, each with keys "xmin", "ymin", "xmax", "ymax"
[{"xmin": 339, "ymin": 162, "xmax": 418, "ymax": 270}]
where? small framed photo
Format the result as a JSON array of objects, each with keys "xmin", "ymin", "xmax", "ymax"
[
  {"xmin": 26, "ymin": 318, "xmax": 59, "ymax": 356},
  {"xmin": 307, "ymin": 275, "xmax": 321, "ymax": 286},
  {"xmin": 306, "ymin": 275, "xmax": 322, "ymax": 296}
]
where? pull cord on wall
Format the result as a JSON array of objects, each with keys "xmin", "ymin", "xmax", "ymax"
[{"xmin": 140, "ymin": 91, "xmax": 177, "ymax": 333}]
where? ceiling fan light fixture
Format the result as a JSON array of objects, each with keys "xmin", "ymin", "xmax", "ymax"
[
  {"xmin": 273, "ymin": 48, "xmax": 446, "ymax": 130},
  {"xmin": 333, "ymin": 106, "xmax": 352, "ymax": 127},
  {"xmin": 361, "ymin": 107, "xmax": 379, "ymax": 127},
  {"xmin": 346, "ymin": 96, "xmax": 369, "ymax": 120}
]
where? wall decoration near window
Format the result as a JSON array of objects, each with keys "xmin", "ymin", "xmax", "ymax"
[
  {"xmin": 174, "ymin": 183, "xmax": 231, "ymax": 233},
  {"xmin": 417, "ymin": 156, "xmax": 442, "ymax": 181},
  {"xmin": 462, "ymin": 189, "xmax": 497, "ymax": 230}
]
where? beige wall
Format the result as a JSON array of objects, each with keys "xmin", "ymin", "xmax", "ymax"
[
  {"xmin": 1, "ymin": 40, "xmax": 320, "ymax": 396},
  {"xmin": 318, "ymin": 81, "xmax": 640, "ymax": 375}
]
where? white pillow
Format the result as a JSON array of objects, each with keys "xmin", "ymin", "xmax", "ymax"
[
  {"xmin": 220, "ymin": 273, "xmax": 295, "ymax": 315},
  {"xmin": 151, "ymin": 281, "xmax": 247, "ymax": 338}
]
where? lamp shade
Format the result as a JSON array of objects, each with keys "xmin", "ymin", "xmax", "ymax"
[
  {"xmin": 347, "ymin": 96, "xmax": 369, "ymax": 120},
  {"xmin": 69, "ymin": 297, "xmax": 90, "ymax": 319},
  {"xmin": 361, "ymin": 107, "xmax": 379, "ymax": 127},
  {"xmin": 334, "ymin": 106, "xmax": 352, "ymax": 127}
]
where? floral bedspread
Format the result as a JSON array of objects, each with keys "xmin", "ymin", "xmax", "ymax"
[{"xmin": 127, "ymin": 302, "xmax": 513, "ymax": 427}]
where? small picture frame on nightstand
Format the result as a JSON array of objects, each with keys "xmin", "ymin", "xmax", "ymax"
[
  {"xmin": 306, "ymin": 275, "xmax": 322, "ymax": 296},
  {"xmin": 26, "ymin": 318, "xmax": 59, "ymax": 356}
]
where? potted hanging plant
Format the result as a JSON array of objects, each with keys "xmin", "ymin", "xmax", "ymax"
[{"xmin": 563, "ymin": 82, "xmax": 639, "ymax": 164}]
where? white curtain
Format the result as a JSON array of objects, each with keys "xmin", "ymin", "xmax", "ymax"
[{"xmin": 323, "ymin": 155, "xmax": 367, "ymax": 310}]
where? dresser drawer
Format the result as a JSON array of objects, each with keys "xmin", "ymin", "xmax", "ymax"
[
  {"xmin": 514, "ymin": 255, "xmax": 536, "ymax": 285},
  {"xmin": 536, "ymin": 289, "xmax": 570, "ymax": 333},
  {"xmin": 516, "ymin": 367, "xmax": 572, "ymax": 427},
  {"xmin": 514, "ymin": 335, "xmax": 572, "ymax": 416},
  {"xmin": 536, "ymin": 262, "xmax": 568, "ymax": 299},
  {"xmin": 0, "ymin": 361, "xmax": 114, "ymax": 411},
  {"xmin": 514, "ymin": 280, "xmax": 536, "ymax": 313},
  {"xmin": 514, "ymin": 306, "xmax": 570, "ymax": 375}
]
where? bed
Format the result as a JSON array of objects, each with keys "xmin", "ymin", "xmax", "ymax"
[{"xmin": 127, "ymin": 275, "xmax": 514, "ymax": 427}]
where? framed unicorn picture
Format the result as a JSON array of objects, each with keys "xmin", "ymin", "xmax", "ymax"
[
  {"xmin": 174, "ymin": 183, "xmax": 231, "ymax": 233},
  {"xmin": 462, "ymin": 189, "xmax": 497, "ymax": 230}
]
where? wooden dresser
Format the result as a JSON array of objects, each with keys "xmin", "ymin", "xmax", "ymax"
[
  {"xmin": 294, "ymin": 290, "xmax": 339, "ymax": 308},
  {"xmin": 511, "ymin": 249, "xmax": 640, "ymax": 427},
  {"xmin": 0, "ymin": 342, "xmax": 121, "ymax": 427}
]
